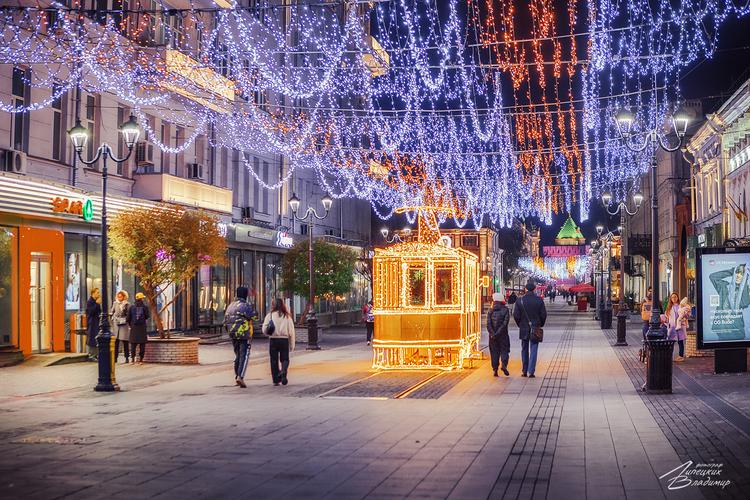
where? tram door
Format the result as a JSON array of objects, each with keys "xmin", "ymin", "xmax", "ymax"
[{"xmin": 30, "ymin": 252, "xmax": 53, "ymax": 353}]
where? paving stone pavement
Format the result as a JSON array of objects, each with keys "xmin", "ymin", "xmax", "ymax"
[
  {"xmin": 603, "ymin": 322, "xmax": 750, "ymax": 500},
  {"xmin": 0, "ymin": 303, "xmax": 743, "ymax": 499}
]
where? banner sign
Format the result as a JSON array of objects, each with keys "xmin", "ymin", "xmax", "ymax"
[
  {"xmin": 696, "ymin": 247, "xmax": 750, "ymax": 349},
  {"xmin": 543, "ymin": 245, "xmax": 585, "ymax": 257}
]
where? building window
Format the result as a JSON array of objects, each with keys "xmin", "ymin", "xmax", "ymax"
[
  {"xmin": 11, "ymin": 67, "xmax": 29, "ymax": 152},
  {"xmin": 84, "ymin": 94, "xmax": 97, "ymax": 161},
  {"xmin": 253, "ymin": 157, "xmax": 260, "ymax": 211},
  {"xmin": 160, "ymin": 122, "xmax": 170, "ymax": 173},
  {"xmin": 166, "ymin": 11, "xmax": 184, "ymax": 50},
  {"xmin": 300, "ymin": 224, "xmax": 308, "ymax": 235},
  {"xmin": 262, "ymin": 161, "xmax": 269, "ymax": 214},
  {"xmin": 51, "ymin": 82, "xmax": 66, "ymax": 162},
  {"xmin": 175, "ymin": 126, "xmax": 184, "ymax": 176}
]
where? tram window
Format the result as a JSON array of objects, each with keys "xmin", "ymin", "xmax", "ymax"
[
  {"xmin": 435, "ymin": 268, "xmax": 454, "ymax": 305},
  {"xmin": 408, "ymin": 267, "xmax": 426, "ymax": 306}
]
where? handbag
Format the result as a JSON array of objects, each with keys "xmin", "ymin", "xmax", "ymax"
[
  {"xmin": 519, "ymin": 297, "xmax": 544, "ymax": 343},
  {"xmin": 266, "ymin": 318, "xmax": 275, "ymax": 336}
]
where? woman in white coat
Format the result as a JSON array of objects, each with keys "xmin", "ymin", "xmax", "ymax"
[{"xmin": 262, "ymin": 299, "xmax": 296, "ymax": 386}]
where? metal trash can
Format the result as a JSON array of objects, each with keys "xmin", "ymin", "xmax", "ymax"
[
  {"xmin": 600, "ymin": 308, "xmax": 612, "ymax": 329},
  {"xmin": 645, "ymin": 339, "xmax": 675, "ymax": 393}
]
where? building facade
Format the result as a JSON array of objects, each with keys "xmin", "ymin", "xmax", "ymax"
[{"xmin": 0, "ymin": 2, "xmax": 372, "ymax": 357}]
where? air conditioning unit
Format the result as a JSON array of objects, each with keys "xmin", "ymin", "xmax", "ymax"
[
  {"xmin": 135, "ymin": 141, "xmax": 154, "ymax": 167},
  {"xmin": 3, "ymin": 150, "xmax": 27, "ymax": 174},
  {"xmin": 187, "ymin": 162, "xmax": 203, "ymax": 180},
  {"xmin": 241, "ymin": 206, "xmax": 254, "ymax": 222}
]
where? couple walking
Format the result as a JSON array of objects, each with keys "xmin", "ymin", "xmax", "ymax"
[
  {"xmin": 224, "ymin": 287, "xmax": 296, "ymax": 388},
  {"xmin": 486, "ymin": 280, "xmax": 547, "ymax": 378}
]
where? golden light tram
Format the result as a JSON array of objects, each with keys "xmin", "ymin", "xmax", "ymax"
[{"xmin": 371, "ymin": 239, "xmax": 483, "ymax": 370}]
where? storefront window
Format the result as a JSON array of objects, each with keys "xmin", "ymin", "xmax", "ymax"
[
  {"xmin": 264, "ymin": 253, "xmax": 281, "ymax": 314},
  {"xmin": 0, "ymin": 226, "xmax": 18, "ymax": 347},
  {"xmin": 198, "ymin": 265, "xmax": 212, "ymax": 325},
  {"xmin": 86, "ymin": 236, "xmax": 102, "ymax": 300},
  {"xmin": 64, "ymin": 234, "xmax": 85, "ymax": 311},
  {"xmin": 212, "ymin": 264, "xmax": 228, "ymax": 324}
]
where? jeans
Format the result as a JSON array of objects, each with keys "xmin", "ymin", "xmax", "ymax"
[
  {"xmin": 232, "ymin": 338, "xmax": 250, "ymax": 379},
  {"xmin": 366, "ymin": 322, "xmax": 374, "ymax": 342},
  {"xmin": 269, "ymin": 337, "xmax": 290, "ymax": 383},
  {"xmin": 642, "ymin": 321, "xmax": 650, "ymax": 339},
  {"xmin": 130, "ymin": 342, "xmax": 146, "ymax": 361},
  {"xmin": 488, "ymin": 336, "xmax": 509, "ymax": 372},
  {"xmin": 521, "ymin": 339, "xmax": 539, "ymax": 375},
  {"xmin": 115, "ymin": 339, "xmax": 130, "ymax": 361},
  {"xmin": 677, "ymin": 340, "xmax": 685, "ymax": 357}
]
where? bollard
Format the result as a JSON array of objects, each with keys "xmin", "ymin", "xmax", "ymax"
[
  {"xmin": 645, "ymin": 339, "xmax": 675, "ymax": 393},
  {"xmin": 110, "ymin": 336, "xmax": 120, "ymax": 391},
  {"xmin": 600, "ymin": 308, "xmax": 613, "ymax": 329}
]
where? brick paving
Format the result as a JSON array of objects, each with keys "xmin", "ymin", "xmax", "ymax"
[
  {"xmin": 488, "ymin": 312, "xmax": 575, "ymax": 499},
  {"xmin": 603, "ymin": 322, "xmax": 750, "ymax": 500},
  {"xmin": 0, "ymin": 304, "xmax": 743, "ymax": 499}
]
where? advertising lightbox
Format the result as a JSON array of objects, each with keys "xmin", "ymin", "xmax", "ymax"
[{"xmin": 696, "ymin": 247, "xmax": 750, "ymax": 349}]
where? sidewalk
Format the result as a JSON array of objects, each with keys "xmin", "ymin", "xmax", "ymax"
[{"xmin": 0, "ymin": 304, "xmax": 744, "ymax": 499}]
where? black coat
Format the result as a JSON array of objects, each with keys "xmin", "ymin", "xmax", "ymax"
[
  {"xmin": 513, "ymin": 293, "xmax": 547, "ymax": 341},
  {"xmin": 127, "ymin": 299, "xmax": 151, "ymax": 344},
  {"xmin": 487, "ymin": 302, "xmax": 511, "ymax": 353},
  {"xmin": 85, "ymin": 296, "xmax": 101, "ymax": 346}
]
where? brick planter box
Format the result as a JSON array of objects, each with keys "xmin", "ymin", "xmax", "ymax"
[
  {"xmin": 686, "ymin": 331, "xmax": 714, "ymax": 358},
  {"xmin": 143, "ymin": 336, "xmax": 200, "ymax": 364}
]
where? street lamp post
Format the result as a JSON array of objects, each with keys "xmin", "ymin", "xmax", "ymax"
[
  {"xmin": 288, "ymin": 192, "xmax": 332, "ymax": 350},
  {"xmin": 602, "ymin": 191, "xmax": 643, "ymax": 345},
  {"xmin": 614, "ymin": 107, "xmax": 690, "ymax": 393},
  {"xmin": 68, "ymin": 114, "xmax": 140, "ymax": 392},
  {"xmin": 591, "ymin": 237, "xmax": 604, "ymax": 321}
]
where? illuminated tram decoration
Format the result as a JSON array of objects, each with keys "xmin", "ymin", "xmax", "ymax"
[{"xmin": 372, "ymin": 207, "xmax": 484, "ymax": 370}]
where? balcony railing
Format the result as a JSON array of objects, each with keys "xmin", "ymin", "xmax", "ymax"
[{"xmin": 133, "ymin": 172, "xmax": 233, "ymax": 215}]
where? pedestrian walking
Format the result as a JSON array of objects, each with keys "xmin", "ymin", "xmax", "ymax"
[
  {"xmin": 363, "ymin": 300, "xmax": 375, "ymax": 345},
  {"xmin": 666, "ymin": 293, "xmax": 689, "ymax": 361},
  {"xmin": 513, "ymin": 280, "xmax": 547, "ymax": 378},
  {"xmin": 111, "ymin": 290, "xmax": 131, "ymax": 363},
  {"xmin": 223, "ymin": 286, "xmax": 257, "ymax": 388},
  {"xmin": 262, "ymin": 298, "xmax": 296, "ymax": 386},
  {"xmin": 487, "ymin": 292, "xmax": 511, "ymax": 377},
  {"xmin": 641, "ymin": 287, "xmax": 653, "ymax": 338},
  {"xmin": 85, "ymin": 288, "xmax": 101, "ymax": 361},
  {"xmin": 127, "ymin": 292, "xmax": 150, "ymax": 364}
]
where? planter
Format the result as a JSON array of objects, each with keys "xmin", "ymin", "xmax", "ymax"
[{"xmin": 143, "ymin": 336, "xmax": 200, "ymax": 364}]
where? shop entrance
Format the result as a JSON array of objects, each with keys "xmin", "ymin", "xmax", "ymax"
[{"xmin": 29, "ymin": 252, "xmax": 52, "ymax": 353}]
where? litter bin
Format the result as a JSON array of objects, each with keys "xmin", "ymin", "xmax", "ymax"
[
  {"xmin": 600, "ymin": 308, "xmax": 612, "ymax": 329},
  {"xmin": 577, "ymin": 298, "xmax": 588, "ymax": 311},
  {"xmin": 645, "ymin": 339, "xmax": 675, "ymax": 393}
]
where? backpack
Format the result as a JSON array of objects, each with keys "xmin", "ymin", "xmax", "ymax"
[{"xmin": 132, "ymin": 305, "xmax": 147, "ymax": 326}]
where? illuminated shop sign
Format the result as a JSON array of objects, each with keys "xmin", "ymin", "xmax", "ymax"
[
  {"xmin": 275, "ymin": 231, "xmax": 294, "ymax": 248},
  {"xmin": 51, "ymin": 196, "xmax": 94, "ymax": 222}
]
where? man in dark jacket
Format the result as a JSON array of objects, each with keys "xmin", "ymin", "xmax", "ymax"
[
  {"xmin": 513, "ymin": 280, "xmax": 547, "ymax": 378},
  {"xmin": 85, "ymin": 288, "xmax": 101, "ymax": 361},
  {"xmin": 487, "ymin": 292, "xmax": 511, "ymax": 377},
  {"xmin": 223, "ymin": 286, "xmax": 257, "ymax": 388}
]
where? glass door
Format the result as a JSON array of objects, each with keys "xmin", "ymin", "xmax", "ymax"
[{"xmin": 30, "ymin": 252, "xmax": 52, "ymax": 353}]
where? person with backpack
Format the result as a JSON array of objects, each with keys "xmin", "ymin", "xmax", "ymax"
[
  {"xmin": 262, "ymin": 298, "xmax": 296, "ymax": 386},
  {"xmin": 487, "ymin": 292, "xmax": 511, "ymax": 377},
  {"xmin": 512, "ymin": 280, "xmax": 547, "ymax": 378},
  {"xmin": 223, "ymin": 286, "xmax": 257, "ymax": 388},
  {"xmin": 363, "ymin": 300, "xmax": 375, "ymax": 345},
  {"xmin": 127, "ymin": 292, "xmax": 150, "ymax": 364}
]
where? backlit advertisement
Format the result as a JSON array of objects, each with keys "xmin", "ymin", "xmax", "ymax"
[{"xmin": 696, "ymin": 247, "xmax": 750, "ymax": 349}]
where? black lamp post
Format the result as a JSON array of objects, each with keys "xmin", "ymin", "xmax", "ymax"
[
  {"xmin": 288, "ymin": 192, "xmax": 332, "ymax": 350},
  {"xmin": 68, "ymin": 114, "xmax": 140, "ymax": 392},
  {"xmin": 602, "ymin": 191, "xmax": 643, "ymax": 345},
  {"xmin": 614, "ymin": 107, "xmax": 689, "ymax": 393}
]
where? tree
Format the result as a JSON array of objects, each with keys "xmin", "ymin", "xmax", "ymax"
[
  {"xmin": 109, "ymin": 204, "xmax": 227, "ymax": 338},
  {"xmin": 281, "ymin": 239, "xmax": 358, "ymax": 307},
  {"xmin": 495, "ymin": 223, "xmax": 525, "ymax": 284}
]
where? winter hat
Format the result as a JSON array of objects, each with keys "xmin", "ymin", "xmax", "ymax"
[
  {"xmin": 236, "ymin": 286, "xmax": 249, "ymax": 300},
  {"xmin": 525, "ymin": 280, "xmax": 536, "ymax": 291},
  {"xmin": 492, "ymin": 292, "xmax": 503, "ymax": 302}
]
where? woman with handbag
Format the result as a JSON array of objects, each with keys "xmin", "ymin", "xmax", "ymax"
[
  {"xmin": 666, "ymin": 293, "xmax": 689, "ymax": 361},
  {"xmin": 262, "ymin": 299, "xmax": 296, "ymax": 386},
  {"xmin": 111, "ymin": 290, "xmax": 131, "ymax": 363},
  {"xmin": 512, "ymin": 280, "xmax": 547, "ymax": 378}
]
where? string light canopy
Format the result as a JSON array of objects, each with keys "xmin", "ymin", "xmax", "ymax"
[{"xmin": 0, "ymin": 0, "xmax": 747, "ymax": 227}]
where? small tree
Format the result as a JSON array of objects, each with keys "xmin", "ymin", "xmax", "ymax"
[
  {"xmin": 281, "ymin": 239, "xmax": 358, "ymax": 317},
  {"xmin": 109, "ymin": 204, "xmax": 227, "ymax": 338}
]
